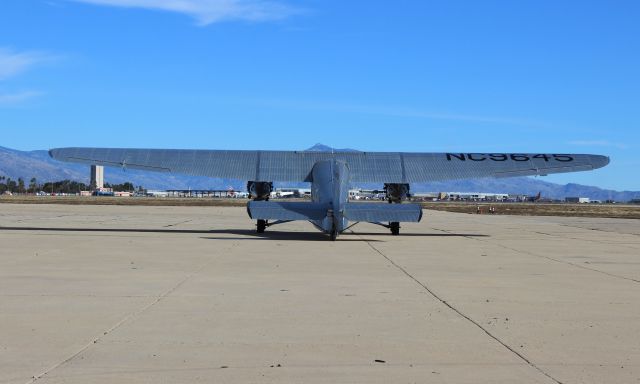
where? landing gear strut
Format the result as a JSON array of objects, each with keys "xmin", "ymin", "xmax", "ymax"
[
  {"xmin": 257, "ymin": 219, "xmax": 267, "ymax": 233},
  {"xmin": 389, "ymin": 222, "xmax": 400, "ymax": 236}
]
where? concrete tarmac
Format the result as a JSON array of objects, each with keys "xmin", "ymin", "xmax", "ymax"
[{"xmin": 0, "ymin": 204, "xmax": 639, "ymax": 384}]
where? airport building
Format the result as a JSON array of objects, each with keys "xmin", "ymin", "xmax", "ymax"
[
  {"xmin": 439, "ymin": 192, "xmax": 510, "ymax": 201},
  {"xmin": 565, "ymin": 197, "xmax": 591, "ymax": 204},
  {"xmin": 90, "ymin": 165, "xmax": 104, "ymax": 190}
]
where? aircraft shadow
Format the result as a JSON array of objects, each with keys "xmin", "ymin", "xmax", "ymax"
[
  {"xmin": 0, "ymin": 226, "xmax": 218, "ymax": 235},
  {"xmin": 0, "ymin": 225, "xmax": 380, "ymax": 242},
  {"xmin": 0, "ymin": 226, "xmax": 488, "ymax": 241},
  {"xmin": 200, "ymin": 230, "xmax": 380, "ymax": 242},
  {"xmin": 352, "ymin": 232, "xmax": 489, "ymax": 238}
]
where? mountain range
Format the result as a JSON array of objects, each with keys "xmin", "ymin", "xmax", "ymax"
[{"xmin": 1, "ymin": 144, "xmax": 638, "ymax": 202}]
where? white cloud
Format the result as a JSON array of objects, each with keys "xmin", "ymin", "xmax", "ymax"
[
  {"xmin": 0, "ymin": 91, "xmax": 44, "ymax": 105},
  {"xmin": 252, "ymin": 98, "xmax": 552, "ymax": 130},
  {"xmin": 69, "ymin": 0, "xmax": 298, "ymax": 25},
  {"xmin": 0, "ymin": 48, "xmax": 55, "ymax": 81},
  {"xmin": 0, "ymin": 48, "xmax": 53, "ymax": 106}
]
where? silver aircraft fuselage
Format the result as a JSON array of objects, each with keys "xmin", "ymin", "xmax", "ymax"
[{"xmin": 310, "ymin": 159, "xmax": 350, "ymax": 235}]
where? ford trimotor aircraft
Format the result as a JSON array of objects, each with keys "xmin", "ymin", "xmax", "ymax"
[{"xmin": 49, "ymin": 148, "xmax": 609, "ymax": 240}]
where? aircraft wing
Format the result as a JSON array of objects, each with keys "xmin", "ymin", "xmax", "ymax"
[{"xmin": 49, "ymin": 147, "xmax": 609, "ymax": 183}]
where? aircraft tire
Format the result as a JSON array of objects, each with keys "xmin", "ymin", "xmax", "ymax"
[
  {"xmin": 330, "ymin": 229, "xmax": 338, "ymax": 241},
  {"xmin": 257, "ymin": 219, "xmax": 267, "ymax": 233},
  {"xmin": 390, "ymin": 222, "xmax": 400, "ymax": 236}
]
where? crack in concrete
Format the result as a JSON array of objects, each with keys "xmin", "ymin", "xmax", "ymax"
[
  {"xmin": 355, "ymin": 233, "xmax": 563, "ymax": 384},
  {"xmin": 163, "ymin": 219, "xmax": 194, "ymax": 228}
]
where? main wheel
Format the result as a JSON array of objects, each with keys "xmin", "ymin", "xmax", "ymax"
[
  {"xmin": 330, "ymin": 229, "xmax": 338, "ymax": 241},
  {"xmin": 390, "ymin": 222, "xmax": 400, "ymax": 236},
  {"xmin": 257, "ymin": 219, "xmax": 267, "ymax": 233}
]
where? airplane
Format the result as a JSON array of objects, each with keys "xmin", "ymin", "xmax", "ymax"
[
  {"xmin": 48, "ymin": 148, "xmax": 609, "ymax": 240},
  {"xmin": 527, "ymin": 191, "xmax": 543, "ymax": 202}
]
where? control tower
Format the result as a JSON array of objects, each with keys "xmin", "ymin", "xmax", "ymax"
[{"xmin": 90, "ymin": 165, "xmax": 104, "ymax": 190}]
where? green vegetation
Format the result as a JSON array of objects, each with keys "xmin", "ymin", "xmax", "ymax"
[
  {"xmin": 0, "ymin": 176, "xmax": 24, "ymax": 194},
  {"xmin": 41, "ymin": 180, "xmax": 89, "ymax": 194},
  {"xmin": 104, "ymin": 182, "xmax": 141, "ymax": 192},
  {"xmin": 0, "ymin": 176, "xmax": 143, "ymax": 194}
]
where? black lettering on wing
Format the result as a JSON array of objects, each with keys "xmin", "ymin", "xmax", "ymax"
[
  {"xmin": 553, "ymin": 154, "xmax": 574, "ymax": 162},
  {"xmin": 467, "ymin": 153, "xmax": 487, "ymax": 161},
  {"xmin": 489, "ymin": 154, "xmax": 508, "ymax": 161},
  {"xmin": 446, "ymin": 153, "xmax": 466, "ymax": 161},
  {"xmin": 510, "ymin": 154, "xmax": 530, "ymax": 162}
]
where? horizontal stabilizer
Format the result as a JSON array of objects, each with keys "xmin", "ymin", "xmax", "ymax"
[
  {"xmin": 344, "ymin": 203, "xmax": 423, "ymax": 223},
  {"xmin": 247, "ymin": 201, "xmax": 328, "ymax": 221}
]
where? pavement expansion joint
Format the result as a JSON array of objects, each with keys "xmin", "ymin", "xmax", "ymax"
[
  {"xmin": 558, "ymin": 223, "xmax": 640, "ymax": 238},
  {"xmin": 497, "ymin": 242, "xmax": 640, "ymax": 285},
  {"xmin": 436, "ymin": 226, "xmax": 640, "ymax": 285},
  {"xmin": 0, "ymin": 294, "xmax": 160, "ymax": 298},
  {"xmin": 25, "ymin": 251, "xmax": 221, "ymax": 384},
  {"xmin": 534, "ymin": 228, "xmax": 640, "ymax": 252},
  {"xmin": 353, "ymin": 231, "xmax": 564, "ymax": 384}
]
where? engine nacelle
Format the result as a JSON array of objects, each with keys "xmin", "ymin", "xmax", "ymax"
[
  {"xmin": 384, "ymin": 183, "xmax": 410, "ymax": 203},
  {"xmin": 247, "ymin": 181, "xmax": 273, "ymax": 201}
]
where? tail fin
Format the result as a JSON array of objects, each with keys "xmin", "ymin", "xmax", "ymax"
[
  {"xmin": 344, "ymin": 203, "xmax": 422, "ymax": 223},
  {"xmin": 247, "ymin": 201, "xmax": 328, "ymax": 221}
]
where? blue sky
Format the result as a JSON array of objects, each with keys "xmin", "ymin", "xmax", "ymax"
[{"xmin": 1, "ymin": 0, "xmax": 638, "ymax": 190}]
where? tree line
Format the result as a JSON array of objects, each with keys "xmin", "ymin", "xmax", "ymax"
[{"xmin": 0, "ymin": 176, "xmax": 142, "ymax": 194}]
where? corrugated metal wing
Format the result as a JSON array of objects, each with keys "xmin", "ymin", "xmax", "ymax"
[{"xmin": 49, "ymin": 148, "xmax": 609, "ymax": 183}]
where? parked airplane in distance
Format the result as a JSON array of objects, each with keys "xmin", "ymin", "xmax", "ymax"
[{"xmin": 49, "ymin": 148, "xmax": 609, "ymax": 240}]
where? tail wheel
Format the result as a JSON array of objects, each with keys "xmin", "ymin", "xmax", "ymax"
[
  {"xmin": 257, "ymin": 219, "xmax": 267, "ymax": 233},
  {"xmin": 390, "ymin": 222, "xmax": 400, "ymax": 236}
]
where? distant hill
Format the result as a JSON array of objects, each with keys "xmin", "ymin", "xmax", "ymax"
[
  {"xmin": 305, "ymin": 143, "xmax": 359, "ymax": 152},
  {"xmin": 1, "ymin": 145, "xmax": 638, "ymax": 201},
  {"xmin": 0, "ymin": 145, "xmax": 237, "ymax": 190},
  {"xmin": 408, "ymin": 178, "xmax": 640, "ymax": 202}
]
